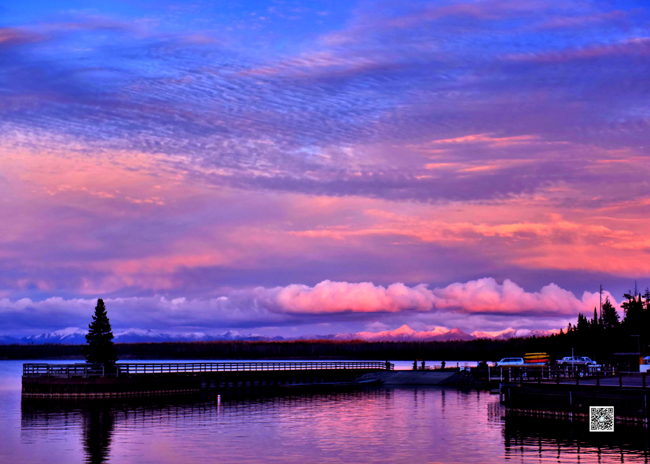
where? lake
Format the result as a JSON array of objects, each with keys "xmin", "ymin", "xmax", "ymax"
[{"xmin": 2, "ymin": 360, "xmax": 650, "ymax": 463}]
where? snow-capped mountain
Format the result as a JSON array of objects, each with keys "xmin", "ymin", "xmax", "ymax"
[
  {"xmin": 0, "ymin": 325, "xmax": 560, "ymax": 345},
  {"xmin": 1, "ymin": 328, "xmax": 283, "ymax": 345},
  {"xmin": 335, "ymin": 325, "xmax": 558, "ymax": 342},
  {"xmin": 471, "ymin": 328, "xmax": 560, "ymax": 339},
  {"xmin": 23, "ymin": 327, "xmax": 88, "ymax": 344},
  {"xmin": 335, "ymin": 325, "xmax": 474, "ymax": 342}
]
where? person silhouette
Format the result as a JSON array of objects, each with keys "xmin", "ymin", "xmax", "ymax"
[{"xmin": 441, "ymin": 360, "xmax": 446, "ymax": 369}]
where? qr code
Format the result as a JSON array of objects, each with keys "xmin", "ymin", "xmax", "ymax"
[{"xmin": 590, "ymin": 406, "xmax": 614, "ymax": 432}]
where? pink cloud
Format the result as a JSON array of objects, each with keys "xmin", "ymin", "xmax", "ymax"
[
  {"xmin": 253, "ymin": 278, "xmax": 614, "ymax": 317},
  {"xmin": 505, "ymin": 37, "xmax": 650, "ymax": 63},
  {"xmin": 255, "ymin": 280, "xmax": 435, "ymax": 313},
  {"xmin": 431, "ymin": 278, "xmax": 611, "ymax": 316},
  {"xmin": 424, "ymin": 133, "xmax": 538, "ymax": 147},
  {"xmin": 535, "ymin": 10, "xmax": 627, "ymax": 30},
  {"xmin": 0, "ymin": 28, "xmax": 43, "ymax": 45}
]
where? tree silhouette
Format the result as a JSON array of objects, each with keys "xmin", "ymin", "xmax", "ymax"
[
  {"xmin": 83, "ymin": 299, "xmax": 117, "ymax": 365},
  {"xmin": 601, "ymin": 297, "xmax": 620, "ymax": 331}
]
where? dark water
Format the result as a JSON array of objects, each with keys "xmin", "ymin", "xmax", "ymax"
[{"xmin": 2, "ymin": 361, "xmax": 650, "ymax": 463}]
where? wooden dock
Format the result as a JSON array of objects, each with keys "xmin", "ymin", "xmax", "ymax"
[
  {"xmin": 22, "ymin": 361, "xmax": 391, "ymax": 397},
  {"xmin": 500, "ymin": 369, "xmax": 650, "ymax": 423}
]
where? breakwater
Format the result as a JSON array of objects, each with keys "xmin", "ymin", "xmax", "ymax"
[{"xmin": 22, "ymin": 361, "xmax": 390, "ymax": 397}]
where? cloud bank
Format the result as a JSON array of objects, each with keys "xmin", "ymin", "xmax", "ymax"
[
  {"xmin": 0, "ymin": 278, "xmax": 616, "ymax": 336},
  {"xmin": 256, "ymin": 277, "xmax": 612, "ymax": 317},
  {"xmin": 254, "ymin": 280, "xmax": 434, "ymax": 313}
]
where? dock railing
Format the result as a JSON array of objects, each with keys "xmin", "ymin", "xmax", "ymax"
[
  {"xmin": 23, "ymin": 361, "xmax": 392, "ymax": 379},
  {"xmin": 494, "ymin": 365, "xmax": 621, "ymax": 385}
]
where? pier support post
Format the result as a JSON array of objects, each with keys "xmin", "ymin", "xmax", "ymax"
[
  {"xmin": 644, "ymin": 373, "xmax": 646, "ymax": 389},
  {"xmin": 619, "ymin": 373, "xmax": 623, "ymax": 388}
]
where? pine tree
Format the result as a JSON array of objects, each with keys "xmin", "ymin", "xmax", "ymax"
[
  {"xmin": 601, "ymin": 297, "xmax": 620, "ymax": 331},
  {"xmin": 622, "ymin": 291, "xmax": 644, "ymax": 334},
  {"xmin": 83, "ymin": 299, "xmax": 118, "ymax": 364},
  {"xmin": 576, "ymin": 313, "xmax": 589, "ymax": 333}
]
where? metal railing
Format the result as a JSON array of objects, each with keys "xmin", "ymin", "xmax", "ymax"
[
  {"xmin": 23, "ymin": 361, "xmax": 392, "ymax": 378},
  {"xmin": 494, "ymin": 365, "xmax": 618, "ymax": 384}
]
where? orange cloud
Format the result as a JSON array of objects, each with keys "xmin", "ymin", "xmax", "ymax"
[{"xmin": 427, "ymin": 133, "xmax": 538, "ymax": 146}]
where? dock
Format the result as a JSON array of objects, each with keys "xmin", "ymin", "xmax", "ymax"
[
  {"xmin": 22, "ymin": 361, "xmax": 390, "ymax": 397},
  {"xmin": 499, "ymin": 367, "xmax": 650, "ymax": 423}
]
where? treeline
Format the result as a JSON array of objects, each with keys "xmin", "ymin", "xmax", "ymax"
[
  {"xmin": 0, "ymin": 337, "xmax": 597, "ymax": 362},
  {"xmin": 559, "ymin": 286, "xmax": 650, "ymax": 365}
]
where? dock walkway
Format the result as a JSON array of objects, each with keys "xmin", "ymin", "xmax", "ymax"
[
  {"xmin": 22, "ymin": 361, "xmax": 390, "ymax": 397},
  {"xmin": 501, "ymin": 372, "xmax": 650, "ymax": 423}
]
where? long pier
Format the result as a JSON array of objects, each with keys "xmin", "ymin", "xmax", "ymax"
[{"xmin": 22, "ymin": 361, "xmax": 391, "ymax": 398}]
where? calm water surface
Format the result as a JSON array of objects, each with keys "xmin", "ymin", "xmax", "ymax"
[{"xmin": 2, "ymin": 360, "xmax": 650, "ymax": 463}]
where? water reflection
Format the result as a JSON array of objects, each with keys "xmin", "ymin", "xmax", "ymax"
[
  {"xmin": 17, "ymin": 389, "xmax": 650, "ymax": 463},
  {"xmin": 82, "ymin": 407, "xmax": 114, "ymax": 464},
  {"xmin": 22, "ymin": 390, "xmax": 394, "ymax": 463},
  {"xmin": 488, "ymin": 403, "xmax": 650, "ymax": 463}
]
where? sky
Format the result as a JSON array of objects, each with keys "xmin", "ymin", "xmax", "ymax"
[{"xmin": 1, "ymin": 0, "xmax": 650, "ymax": 338}]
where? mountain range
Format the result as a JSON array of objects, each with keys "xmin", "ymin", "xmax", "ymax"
[
  {"xmin": 0, "ymin": 327, "xmax": 284, "ymax": 345},
  {"xmin": 0, "ymin": 325, "xmax": 559, "ymax": 345}
]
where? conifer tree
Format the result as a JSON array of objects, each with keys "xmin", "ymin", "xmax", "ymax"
[
  {"xmin": 601, "ymin": 297, "xmax": 620, "ymax": 331},
  {"xmin": 83, "ymin": 299, "xmax": 118, "ymax": 364}
]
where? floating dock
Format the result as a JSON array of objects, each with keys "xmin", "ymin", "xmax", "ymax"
[{"xmin": 22, "ymin": 362, "xmax": 390, "ymax": 397}]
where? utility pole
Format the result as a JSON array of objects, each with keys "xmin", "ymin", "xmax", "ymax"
[{"xmin": 599, "ymin": 284, "xmax": 603, "ymax": 320}]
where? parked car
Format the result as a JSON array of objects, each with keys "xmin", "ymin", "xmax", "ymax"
[
  {"xmin": 496, "ymin": 357, "xmax": 525, "ymax": 367},
  {"xmin": 558, "ymin": 356, "xmax": 601, "ymax": 370}
]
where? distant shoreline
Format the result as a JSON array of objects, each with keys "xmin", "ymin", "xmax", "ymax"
[{"xmin": 0, "ymin": 337, "xmax": 565, "ymax": 361}]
